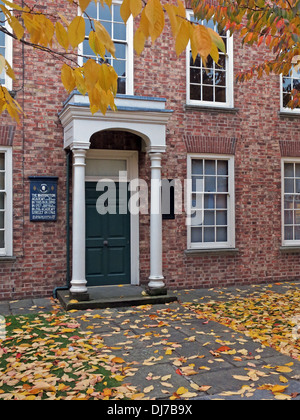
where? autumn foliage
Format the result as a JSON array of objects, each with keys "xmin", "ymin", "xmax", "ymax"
[{"xmin": 1, "ymin": 0, "xmax": 300, "ymax": 120}]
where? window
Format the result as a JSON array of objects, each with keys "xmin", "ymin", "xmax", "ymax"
[
  {"xmin": 187, "ymin": 155, "xmax": 235, "ymax": 249},
  {"xmin": 0, "ymin": 147, "xmax": 12, "ymax": 256},
  {"xmin": 80, "ymin": 1, "xmax": 133, "ymax": 95},
  {"xmin": 0, "ymin": 0, "xmax": 13, "ymax": 90},
  {"xmin": 282, "ymin": 159, "xmax": 300, "ymax": 245},
  {"xmin": 186, "ymin": 12, "xmax": 234, "ymax": 108},
  {"xmin": 281, "ymin": 68, "xmax": 300, "ymax": 113}
]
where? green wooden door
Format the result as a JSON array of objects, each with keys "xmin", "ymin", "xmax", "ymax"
[{"xmin": 85, "ymin": 182, "xmax": 131, "ymax": 286}]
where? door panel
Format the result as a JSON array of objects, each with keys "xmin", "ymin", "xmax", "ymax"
[{"xmin": 85, "ymin": 182, "xmax": 130, "ymax": 286}]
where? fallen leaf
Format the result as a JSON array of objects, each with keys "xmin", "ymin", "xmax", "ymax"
[
  {"xmin": 143, "ymin": 385, "xmax": 154, "ymax": 393},
  {"xmin": 176, "ymin": 387, "xmax": 188, "ymax": 395}
]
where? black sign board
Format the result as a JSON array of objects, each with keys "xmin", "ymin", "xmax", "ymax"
[{"xmin": 29, "ymin": 176, "xmax": 58, "ymax": 222}]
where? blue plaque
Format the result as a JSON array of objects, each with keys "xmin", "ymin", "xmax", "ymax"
[{"xmin": 29, "ymin": 176, "xmax": 58, "ymax": 222}]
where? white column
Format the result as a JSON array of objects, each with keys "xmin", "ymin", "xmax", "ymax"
[
  {"xmin": 70, "ymin": 148, "xmax": 88, "ymax": 298},
  {"xmin": 148, "ymin": 152, "xmax": 166, "ymax": 291}
]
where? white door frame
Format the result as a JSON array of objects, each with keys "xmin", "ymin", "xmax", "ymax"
[{"xmin": 85, "ymin": 149, "xmax": 139, "ymax": 285}]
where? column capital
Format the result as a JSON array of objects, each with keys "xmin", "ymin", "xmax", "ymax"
[{"xmin": 146, "ymin": 145, "xmax": 167, "ymax": 155}]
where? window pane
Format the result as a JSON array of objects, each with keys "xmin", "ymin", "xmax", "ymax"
[
  {"xmin": 86, "ymin": 1, "xmax": 97, "ymax": 19},
  {"xmin": 216, "ymin": 210, "xmax": 227, "ymax": 225},
  {"xmin": 0, "ymin": 230, "xmax": 4, "ymax": 248},
  {"xmin": 0, "ymin": 192, "xmax": 4, "ymax": 209},
  {"xmin": 99, "ymin": 4, "xmax": 111, "ymax": 21},
  {"xmin": 192, "ymin": 176, "xmax": 204, "ymax": 193},
  {"xmin": 217, "ymin": 227, "xmax": 227, "ymax": 242},
  {"xmin": 190, "ymin": 84, "xmax": 200, "ymax": 101},
  {"xmin": 117, "ymin": 78, "xmax": 126, "ymax": 94},
  {"xmin": 204, "ymin": 194, "xmax": 215, "ymax": 209},
  {"xmin": 203, "ymin": 85, "xmax": 213, "ymax": 101},
  {"xmin": 0, "ymin": 153, "xmax": 4, "ymax": 170},
  {"xmin": 113, "ymin": 23, "xmax": 126, "ymax": 41},
  {"xmin": 0, "ymin": 211, "xmax": 3, "ymax": 229},
  {"xmin": 204, "ymin": 227, "xmax": 215, "ymax": 242},
  {"xmin": 202, "ymin": 68, "xmax": 214, "ymax": 85},
  {"xmin": 282, "ymin": 77, "xmax": 292, "ymax": 92},
  {"xmin": 284, "ymin": 210, "xmax": 293, "ymax": 225},
  {"xmin": 216, "ymin": 195, "xmax": 227, "ymax": 209},
  {"xmin": 205, "ymin": 160, "xmax": 215, "ymax": 175},
  {"xmin": 217, "ymin": 176, "xmax": 228, "ymax": 192},
  {"xmin": 205, "ymin": 176, "xmax": 216, "ymax": 192},
  {"xmin": 295, "ymin": 226, "xmax": 300, "ymax": 240},
  {"xmin": 191, "ymin": 227, "xmax": 202, "ymax": 242},
  {"xmin": 284, "ymin": 226, "xmax": 293, "ymax": 240},
  {"xmin": 283, "ymin": 92, "xmax": 291, "ymax": 107},
  {"xmin": 192, "ymin": 160, "xmax": 203, "ymax": 175},
  {"xmin": 295, "ymin": 210, "xmax": 300, "ymax": 225},
  {"xmin": 215, "ymin": 87, "xmax": 226, "ymax": 102},
  {"xmin": 204, "ymin": 210, "xmax": 214, "ymax": 225},
  {"xmin": 217, "ymin": 160, "xmax": 228, "ymax": 175},
  {"xmin": 215, "ymin": 71, "xmax": 226, "ymax": 86},
  {"xmin": 284, "ymin": 194, "xmax": 294, "ymax": 209},
  {"xmin": 285, "ymin": 163, "xmax": 294, "ymax": 177},
  {"xmin": 115, "ymin": 43, "xmax": 126, "ymax": 59},
  {"xmin": 0, "ymin": 172, "xmax": 4, "ymax": 190},
  {"xmin": 190, "ymin": 68, "xmax": 201, "ymax": 84},
  {"xmin": 296, "ymin": 179, "xmax": 300, "ymax": 194},
  {"xmin": 285, "ymin": 178, "xmax": 294, "ymax": 193}
]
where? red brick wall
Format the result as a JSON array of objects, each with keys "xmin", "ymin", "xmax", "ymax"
[{"xmin": 1, "ymin": 0, "xmax": 300, "ymax": 300}]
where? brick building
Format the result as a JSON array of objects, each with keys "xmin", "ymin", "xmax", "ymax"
[{"xmin": 0, "ymin": 0, "xmax": 300, "ymax": 301}]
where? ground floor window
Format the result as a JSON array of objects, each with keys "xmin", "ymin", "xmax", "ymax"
[
  {"xmin": 187, "ymin": 154, "xmax": 235, "ymax": 249},
  {"xmin": 282, "ymin": 159, "xmax": 300, "ymax": 245},
  {"xmin": 0, "ymin": 147, "xmax": 12, "ymax": 256}
]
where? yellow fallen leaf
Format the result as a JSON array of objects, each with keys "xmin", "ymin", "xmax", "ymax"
[
  {"xmin": 279, "ymin": 376, "xmax": 289, "ymax": 383},
  {"xmin": 165, "ymin": 349, "xmax": 173, "ymax": 355},
  {"xmin": 232, "ymin": 375, "xmax": 251, "ymax": 381},
  {"xmin": 271, "ymin": 385, "xmax": 288, "ymax": 394},
  {"xmin": 143, "ymin": 385, "xmax": 154, "ymax": 393},
  {"xmin": 274, "ymin": 394, "xmax": 292, "ymax": 400},
  {"xmin": 69, "ymin": 299, "xmax": 79, "ymax": 304},
  {"xmin": 112, "ymin": 357, "xmax": 125, "ymax": 364},
  {"xmin": 161, "ymin": 374, "xmax": 172, "ymax": 381},
  {"xmin": 276, "ymin": 366, "xmax": 292, "ymax": 373},
  {"xmin": 181, "ymin": 391, "xmax": 198, "ymax": 398},
  {"xmin": 176, "ymin": 387, "xmax": 188, "ymax": 395}
]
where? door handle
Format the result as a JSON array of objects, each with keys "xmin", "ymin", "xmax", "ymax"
[{"xmin": 103, "ymin": 240, "xmax": 108, "ymax": 246}]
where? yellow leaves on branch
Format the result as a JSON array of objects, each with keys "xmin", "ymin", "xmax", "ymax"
[
  {"xmin": 0, "ymin": 0, "xmax": 225, "ymax": 120},
  {"xmin": 61, "ymin": 60, "xmax": 118, "ymax": 115}
]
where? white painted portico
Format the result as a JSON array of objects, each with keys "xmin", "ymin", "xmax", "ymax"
[{"xmin": 59, "ymin": 93, "xmax": 173, "ymax": 298}]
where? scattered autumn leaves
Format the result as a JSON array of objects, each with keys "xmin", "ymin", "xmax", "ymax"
[{"xmin": 1, "ymin": 283, "xmax": 300, "ymax": 400}]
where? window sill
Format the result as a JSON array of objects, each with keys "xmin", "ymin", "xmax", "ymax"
[
  {"xmin": 278, "ymin": 111, "xmax": 300, "ymax": 119},
  {"xmin": 0, "ymin": 256, "xmax": 16, "ymax": 262},
  {"xmin": 280, "ymin": 246, "xmax": 300, "ymax": 253},
  {"xmin": 184, "ymin": 104, "xmax": 239, "ymax": 114},
  {"xmin": 184, "ymin": 248, "xmax": 239, "ymax": 256}
]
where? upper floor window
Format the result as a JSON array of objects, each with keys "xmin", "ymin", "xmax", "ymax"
[
  {"xmin": 0, "ymin": 0, "xmax": 13, "ymax": 90},
  {"xmin": 186, "ymin": 12, "xmax": 234, "ymax": 108},
  {"xmin": 80, "ymin": 1, "xmax": 133, "ymax": 95},
  {"xmin": 281, "ymin": 68, "xmax": 300, "ymax": 113}
]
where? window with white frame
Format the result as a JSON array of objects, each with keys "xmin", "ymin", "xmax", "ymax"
[
  {"xmin": 80, "ymin": 1, "xmax": 133, "ymax": 95},
  {"xmin": 0, "ymin": 147, "xmax": 12, "ymax": 256},
  {"xmin": 282, "ymin": 159, "xmax": 300, "ymax": 245},
  {"xmin": 281, "ymin": 68, "xmax": 300, "ymax": 113},
  {"xmin": 187, "ymin": 155, "xmax": 235, "ymax": 249},
  {"xmin": 186, "ymin": 12, "xmax": 234, "ymax": 107},
  {"xmin": 0, "ymin": 0, "xmax": 13, "ymax": 90}
]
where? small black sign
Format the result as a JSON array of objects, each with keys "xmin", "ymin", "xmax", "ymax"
[{"xmin": 29, "ymin": 176, "xmax": 58, "ymax": 222}]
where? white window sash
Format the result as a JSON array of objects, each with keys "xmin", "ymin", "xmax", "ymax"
[
  {"xmin": 186, "ymin": 10, "xmax": 234, "ymax": 108},
  {"xmin": 187, "ymin": 154, "xmax": 235, "ymax": 250},
  {"xmin": 280, "ymin": 74, "xmax": 300, "ymax": 114},
  {"xmin": 0, "ymin": 2, "xmax": 13, "ymax": 91},
  {"xmin": 0, "ymin": 147, "xmax": 12, "ymax": 256},
  {"xmin": 281, "ymin": 157, "xmax": 300, "ymax": 246},
  {"xmin": 78, "ymin": 0, "xmax": 133, "ymax": 95}
]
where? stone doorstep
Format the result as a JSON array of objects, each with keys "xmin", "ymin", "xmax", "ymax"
[{"xmin": 57, "ymin": 286, "xmax": 177, "ymax": 311}]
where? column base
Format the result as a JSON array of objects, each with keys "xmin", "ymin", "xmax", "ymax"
[
  {"xmin": 69, "ymin": 291, "xmax": 90, "ymax": 302},
  {"xmin": 145, "ymin": 286, "xmax": 168, "ymax": 296}
]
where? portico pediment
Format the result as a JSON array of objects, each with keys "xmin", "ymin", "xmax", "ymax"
[{"xmin": 59, "ymin": 93, "xmax": 173, "ymax": 151}]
